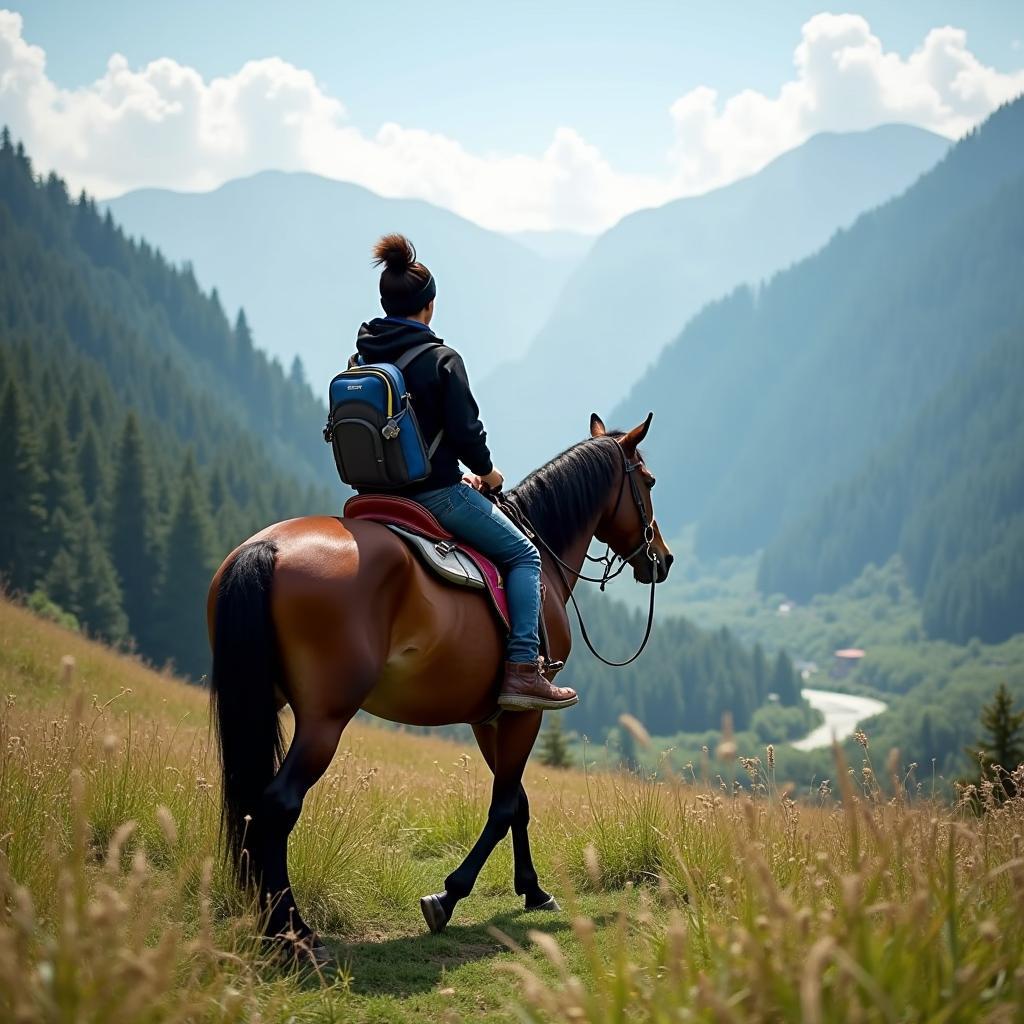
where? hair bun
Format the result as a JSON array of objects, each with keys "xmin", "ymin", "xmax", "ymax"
[{"xmin": 372, "ymin": 233, "xmax": 416, "ymax": 273}]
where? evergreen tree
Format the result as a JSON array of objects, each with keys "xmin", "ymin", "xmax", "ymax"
[
  {"xmin": 64, "ymin": 389, "xmax": 86, "ymax": 443},
  {"xmin": 152, "ymin": 452, "xmax": 216, "ymax": 678},
  {"xmin": 76, "ymin": 423, "xmax": 110, "ymax": 515},
  {"xmin": 771, "ymin": 650, "xmax": 801, "ymax": 707},
  {"xmin": 752, "ymin": 643, "xmax": 769, "ymax": 703},
  {"xmin": 110, "ymin": 411, "xmax": 160, "ymax": 644},
  {"xmin": 0, "ymin": 381, "xmax": 46, "ymax": 590},
  {"xmin": 72, "ymin": 516, "xmax": 129, "ymax": 643},
  {"xmin": 537, "ymin": 715, "xmax": 571, "ymax": 769},
  {"xmin": 235, "ymin": 309, "xmax": 255, "ymax": 360},
  {"xmin": 289, "ymin": 354, "xmax": 307, "ymax": 389},
  {"xmin": 43, "ymin": 518, "xmax": 79, "ymax": 616},
  {"xmin": 39, "ymin": 414, "xmax": 87, "ymax": 571},
  {"xmin": 967, "ymin": 683, "xmax": 1024, "ymax": 786}
]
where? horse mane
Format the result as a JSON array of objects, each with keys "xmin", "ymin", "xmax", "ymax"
[{"xmin": 505, "ymin": 434, "xmax": 624, "ymax": 556}]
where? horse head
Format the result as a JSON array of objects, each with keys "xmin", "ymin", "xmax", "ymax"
[{"xmin": 589, "ymin": 412, "xmax": 674, "ymax": 584}]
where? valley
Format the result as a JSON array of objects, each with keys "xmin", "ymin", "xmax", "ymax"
[{"xmin": 0, "ymin": 54, "xmax": 1022, "ymax": 1022}]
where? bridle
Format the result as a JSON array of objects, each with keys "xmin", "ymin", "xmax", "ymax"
[{"xmin": 497, "ymin": 443, "xmax": 660, "ymax": 667}]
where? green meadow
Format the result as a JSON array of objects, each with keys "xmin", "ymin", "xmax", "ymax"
[{"xmin": 1, "ymin": 598, "xmax": 1022, "ymax": 1022}]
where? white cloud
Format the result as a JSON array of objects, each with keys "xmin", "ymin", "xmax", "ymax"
[
  {"xmin": 667, "ymin": 14, "xmax": 1024, "ymax": 196},
  {"xmin": 0, "ymin": 10, "xmax": 1021, "ymax": 232}
]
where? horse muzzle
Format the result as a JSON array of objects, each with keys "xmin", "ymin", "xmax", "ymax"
[{"xmin": 632, "ymin": 549, "xmax": 673, "ymax": 584}]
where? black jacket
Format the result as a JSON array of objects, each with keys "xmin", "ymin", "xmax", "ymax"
[{"xmin": 353, "ymin": 317, "xmax": 494, "ymax": 494}]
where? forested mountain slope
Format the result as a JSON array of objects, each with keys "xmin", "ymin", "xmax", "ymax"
[
  {"xmin": 758, "ymin": 325, "xmax": 1024, "ymax": 644},
  {"xmin": 107, "ymin": 171, "xmax": 581, "ymax": 392},
  {"xmin": 477, "ymin": 125, "xmax": 947, "ymax": 479},
  {"xmin": 3, "ymin": 146, "xmax": 331, "ymax": 489},
  {"xmin": 612, "ymin": 98, "xmax": 1024, "ymax": 571},
  {"xmin": 557, "ymin": 587, "xmax": 803, "ymax": 740},
  {"xmin": 0, "ymin": 133, "xmax": 337, "ymax": 677}
]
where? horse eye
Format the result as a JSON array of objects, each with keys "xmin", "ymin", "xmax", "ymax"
[{"xmin": 647, "ymin": 476, "xmax": 656, "ymax": 489}]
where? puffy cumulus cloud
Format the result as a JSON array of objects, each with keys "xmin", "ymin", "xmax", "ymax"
[
  {"xmin": 0, "ymin": 10, "xmax": 1022, "ymax": 232},
  {"xmin": 668, "ymin": 13, "xmax": 1024, "ymax": 196},
  {"xmin": 0, "ymin": 9, "xmax": 665, "ymax": 231}
]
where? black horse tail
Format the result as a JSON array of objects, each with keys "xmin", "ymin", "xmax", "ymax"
[{"xmin": 210, "ymin": 539, "xmax": 285, "ymax": 877}]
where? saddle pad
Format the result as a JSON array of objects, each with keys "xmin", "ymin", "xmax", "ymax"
[
  {"xmin": 385, "ymin": 525, "xmax": 486, "ymax": 589},
  {"xmin": 343, "ymin": 494, "xmax": 510, "ymax": 630}
]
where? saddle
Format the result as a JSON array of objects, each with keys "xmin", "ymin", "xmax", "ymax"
[{"xmin": 343, "ymin": 495, "xmax": 510, "ymax": 630}]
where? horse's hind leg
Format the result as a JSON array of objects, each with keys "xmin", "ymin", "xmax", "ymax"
[
  {"xmin": 250, "ymin": 712, "xmax": 353, "ymax": 948},
  {"xmin": 421, "ymin": 710, "xmax": 544, "ymax": 933},
  {"xmin": 470, "ymin": 722, "xmax": 556, "ymax": 911}
]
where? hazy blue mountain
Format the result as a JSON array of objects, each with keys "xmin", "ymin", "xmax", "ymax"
[
  {"xmin": 506, "ymin": 229, "xmax": 596, "ymax": 264},
  {"xmin": 106, "ymin": 172, "xmax": 581, "ymax": 392},
  {"xmin": 477, "ymin": 125, "xmax": 948, "ymax": 479},
  {"xmin": 610, "ymin": 98, "xmax": 1024, "ymax": 588}
]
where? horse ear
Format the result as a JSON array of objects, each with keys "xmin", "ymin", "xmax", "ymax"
[
  {"xmin": 590, "ymin": 413, "xmax": 607, "ymax": 437},
  {"xmin": 621, "ymin": 412, "xmax": 653, "ymax": 451}
]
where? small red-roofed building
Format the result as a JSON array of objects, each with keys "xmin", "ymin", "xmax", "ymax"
[{"xmin": 832, "ymin": 648, "xmax": 865, "ymax": 679}]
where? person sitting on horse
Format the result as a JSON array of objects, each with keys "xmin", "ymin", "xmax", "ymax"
[{"xmin": 349, "ymin": 233, "xmax": 577, "ymax": 713}]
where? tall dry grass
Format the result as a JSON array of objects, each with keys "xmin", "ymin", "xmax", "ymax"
[
  {"xmin": 506, "ymin": 735, "xmax": 1024, "ymax": 1022},
  {"xmin": 2, "ymin": 599, "xmax": 1023, "ymax": 1021}
]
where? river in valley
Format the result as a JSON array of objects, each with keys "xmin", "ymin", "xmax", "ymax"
[{"xmin": 791, "ymin": 688, "xmax": 888, "ymax": 751}]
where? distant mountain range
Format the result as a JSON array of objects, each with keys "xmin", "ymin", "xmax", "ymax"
[
  {"xmin": 478, "ymin": 124, "xmax": 949, "ymax": 478},
  {"xmin": 106, "ymin": 128, "xmax": 947, "ymax": 482},
  {"xmin": 106, "ymin": 173, "xmax": 587, "ymax": 392},
  {"xmin": 612, "ymin": 98, "xmax": 1024, "ymax": 644}
]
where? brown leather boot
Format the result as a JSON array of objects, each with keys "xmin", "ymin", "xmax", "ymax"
[{"xmin": 498, "ymin": 659, "xmax": 579, "ymax": 711}]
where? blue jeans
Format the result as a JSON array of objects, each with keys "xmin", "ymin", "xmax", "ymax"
[{"xmin": 415, "ymin": 483, "xmax": 541, "ymax": 663}]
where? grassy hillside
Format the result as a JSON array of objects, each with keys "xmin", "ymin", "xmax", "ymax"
[{"xmin": 2, "ymin": 596, "xmax": 1024, "ymax": 1021}]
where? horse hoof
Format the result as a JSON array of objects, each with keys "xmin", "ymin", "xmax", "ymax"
[
  {"xmin": 526, "ymin": 895, "xmax": 561, "ymax": 912},
  {"xmin": 265, "ymin": 933, "xmax": 333, "ymax": 970},
  {"xmin": 420, "ymin": 893, "xmax": 450, "ymax": 934},
  {"xmin": 303, "ymin": 941, "xmax": 334, "ymax": 969}
]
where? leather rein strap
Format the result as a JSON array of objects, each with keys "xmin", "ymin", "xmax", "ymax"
[{"xmin": 497, "ymin": 446, "xmax": 659, "ymax": 668}]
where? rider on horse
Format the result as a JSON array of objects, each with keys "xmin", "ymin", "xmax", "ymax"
[{"xmin": 350, "ymin": 234, "xmax": 577, "ymax": 713}]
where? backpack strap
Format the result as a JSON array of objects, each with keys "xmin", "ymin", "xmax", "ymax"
[
  {"xmin": 394, "ymin": 341, "xmax": 439, "ymax": 372},
  {"xmin": 395, "ymin": 341, "xmax": 444, "ymax": 457}
]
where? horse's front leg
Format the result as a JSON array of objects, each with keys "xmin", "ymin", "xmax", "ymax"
[
  {"xmin": 468, "ymin": 722, "xmax": 557, "ymax": 912},
  {"xmin": 511, "ymin": 784, "xmax": 559, "ymax": 911},
  {"xmin": 420, "ymin": 710, "xmax": 543, "ymax": 933}
]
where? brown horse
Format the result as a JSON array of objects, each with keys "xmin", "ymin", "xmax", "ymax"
[{"xmin": 207, "ymin": 413, "xmax": 673, "ymax": 957}]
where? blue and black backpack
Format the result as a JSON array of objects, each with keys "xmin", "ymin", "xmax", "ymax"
[{"xmin": 324, "ymin": 341, "xmax": 442, "ymax": 489}]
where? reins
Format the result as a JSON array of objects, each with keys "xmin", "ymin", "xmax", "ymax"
[{"xmin": 497, "ymin": 445, "xmax": 659, "ymax": 668}]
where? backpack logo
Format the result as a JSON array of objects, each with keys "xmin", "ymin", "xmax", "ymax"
[{"xmin": 346, "ymin": 384, "xmax": 363, "ymax": 391}]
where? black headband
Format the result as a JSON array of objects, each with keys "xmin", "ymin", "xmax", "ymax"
[
  {"xmin": 381, "ymin": 272, "xmax": 436, "ymax": 316},
  {"xmin": 409, "ymin": 273, "xmax": 436, "ymax": 310}
]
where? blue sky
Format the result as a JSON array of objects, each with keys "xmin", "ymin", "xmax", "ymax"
[
  {"xmin": 16, "ymin": 1, "xmax": 1024, "ymax": 171},
  {"xmin": 3, "ymin": 3, "xmax": 1023, "ymax": 230}
]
